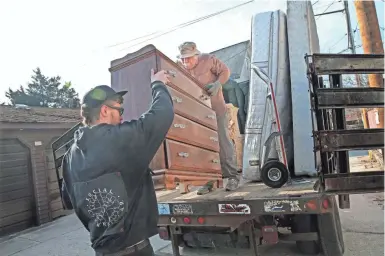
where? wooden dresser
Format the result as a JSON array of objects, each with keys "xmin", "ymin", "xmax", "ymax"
[{"xmin": 109, "ymin": 44, "xmax": 222, "ymax": 191}]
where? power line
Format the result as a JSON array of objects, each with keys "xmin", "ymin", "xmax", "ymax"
[
  {"xmin": 119, "ymin": 0, "xmax": 254, "ymax": 51},
  {"xmin": 115, "ymin": 0, "xmax": 254, "ymax": 52},
  {"xmin": 107, "ymin": 10, "xmax": 231, "ymax": 48},
  {"xmin": 338, "ymin": 48, "xmax": 350, "ymax": 54},
  {"xmin": 76, "ymin": 1, "xmax": 254, "ymax": 69},
  {"xmin": 339, "ymin": 42, "xmax": 385, "ymax": 54},
  {"xmin": 314, "ymin": 1, "xmax": 341, "ymax": 9},
  {"xmin": 107, "ymin": 31, "xmax": 163, "ymax": 48},
  {"xmin": 315, "ymin": 1, "xmax": 339, "ymax": 20},
  {"xmin": 328, "ymin": 33, "xmax": 347, "ymax": 50},
  {"xmin": 318, "ymin": 0, "xmax": 336, "ymax": 14}
]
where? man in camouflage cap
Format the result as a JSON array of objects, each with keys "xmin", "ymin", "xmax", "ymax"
[{"xmin": 177, "ymin": 41, "xmax": 239, "ymax": 193}]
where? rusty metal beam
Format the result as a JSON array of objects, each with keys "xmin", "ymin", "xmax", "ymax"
[
  {"xmin": 323, "ymin": 171, "xmax": 384, "ymax": 194},
  {"xmin": 316, "ymin": 87, "xmax": 384, "ymax": 109},
  {"xmin": 315, "ymin": 128, "xmax": 384, "ymax": 152},
  {"xmin": 51, "ymin": 122, "xmax": 83, "ymax": 210},
  {"xmin": 51, "ymin": 122, "xmax": 82, "ymax": 153},
  {"xmin": 309, "ymin": 53, "xmax": 384, "ymax": 75}
]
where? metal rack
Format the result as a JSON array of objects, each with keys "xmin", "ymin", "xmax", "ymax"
[
  {"xmin": 305, "ymin": 53, "xmax": 384, "ymax": 208},
  {"xmin": 51, "ymin": 122, "xmax": 83, "ymax": 207}
]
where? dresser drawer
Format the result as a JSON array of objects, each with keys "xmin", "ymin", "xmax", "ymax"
[
  {"xmin": 165, "ymin": 140, "xmax": 221, "ymax": 173},
  {"xmin": 159, "ymin": 58, "xmax": 211, "ymax": 108},
  {"xmin": 167, "ymin": 114, "xmax": 219, "ymax": 152},
  {"xmin": 149, "ymin": 143, "xmax": 166, "ymax": 170},
  {"xmin": 167, "ymin": 86, "xmax": 217, "ymax": 130}
]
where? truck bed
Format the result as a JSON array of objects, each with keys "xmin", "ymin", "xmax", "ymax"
[{"xmin": 156, "ymin": 178, "xmax": 318, "ymax": 203}]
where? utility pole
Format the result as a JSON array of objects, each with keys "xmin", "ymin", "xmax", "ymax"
[
  {"xmin": 354, "ymin": 0, "xmax": 384, "ymax": 129},
  {"xmin": 343, "ymin": 0, "xmax": 370, "ymax": 129},
  {"xmin": 343, "ymin": 1, "xmax": 356, "ymax": 52}
]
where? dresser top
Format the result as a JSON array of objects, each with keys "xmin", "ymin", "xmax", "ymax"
[
  {"xmin": 110, "ymin": 44, "xmax": 158, "ymax": 68},
  {"xmin": 109, "ymin": 44, "xmax": 206, "ymax": 92}
]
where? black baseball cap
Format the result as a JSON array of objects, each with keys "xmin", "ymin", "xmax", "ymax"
[{"xmin": 82, "ymin": 85, "xmax": 127, "ymax": 109}]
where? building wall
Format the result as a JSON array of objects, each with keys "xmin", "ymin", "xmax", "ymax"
[
  {"xmin": 367, "ymin": 109, "xmax": 380, "ymax": 129},
  {"xmin": 345, "ymin": 108, "xmax": 364, "ymax": 129},
  {"xmin": 1, "ymin": 128, "xmax": 72, "ymax": 227}
]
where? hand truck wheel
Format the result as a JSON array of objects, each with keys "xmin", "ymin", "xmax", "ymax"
[{"xmin": 261, "ymin": 160, "xmax": 289, "ymax": 188}]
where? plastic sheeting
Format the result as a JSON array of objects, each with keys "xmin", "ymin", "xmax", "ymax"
[
  {"xmin": 287, "ymin": 1, "xmax": 320, "ymax": 176},
  {"xmin": 242, "ymin": 10, "xmax": 293, "ymax": 181}
]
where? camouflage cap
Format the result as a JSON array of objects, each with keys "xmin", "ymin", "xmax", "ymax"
[
  {"xmin": 82, "ymin": 85, "xmax": 127, "ymax": 109},
  {"xmin": 177, "ymin": 41, "xmax": 201, "ymax": 59}
]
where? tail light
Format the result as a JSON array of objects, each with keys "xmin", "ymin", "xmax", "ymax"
[
  {"xmin": 183, "ymin": 217, "xmax": 191, "ymax": 224},
  {"xmin": 197, "ymin": 217, "xmax": 205, "ymax": 224},
  {"xmin": 305, "ymin": 199, "xmax": 318, "ymax": 210},
  {"xmin": 322, "ymin": 198, "xmax": 330, "ymax": 209}
]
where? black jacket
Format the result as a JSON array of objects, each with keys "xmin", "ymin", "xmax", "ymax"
[{"xmin": 61, "ymin": 81, "xmax": 174, "ymax": 253}]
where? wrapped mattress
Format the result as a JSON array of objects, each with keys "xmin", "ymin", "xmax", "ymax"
[
  {"xmin": 242, "ymin": 10, "xmax": 293, "ymax": 181},
  {"xmin": 287, "ymin": 1, "xmax": 320, "ymax": 176}
]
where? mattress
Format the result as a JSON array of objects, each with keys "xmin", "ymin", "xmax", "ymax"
[
  {"xmin": 242, "ymin": 10, "xmax": 293, "ymax": 181},
  {"xmin": 287, "ymin": 1, "xmax": 320, "ymax": 176}
]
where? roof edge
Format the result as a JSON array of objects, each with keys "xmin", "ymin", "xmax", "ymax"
[{"xmin": 0, "ymin": 121, "xmax": 78, "ymax": 130}]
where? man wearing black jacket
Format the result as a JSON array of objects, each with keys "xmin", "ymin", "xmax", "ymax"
[{"xmin": 60, "ymin": 69, "xmax": 174, "ymax": 256}]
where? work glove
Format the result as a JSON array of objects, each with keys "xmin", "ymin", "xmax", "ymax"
[{"xmin": 205, "ymin": 80, "xmax": 222, "ymax": 96}]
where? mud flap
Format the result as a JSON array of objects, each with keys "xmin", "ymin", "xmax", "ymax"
[
  {"xmin": 261, "ymin": 226, "xmax": 278, "ymax": 245},
  {"xmin": 318, "ymin": 198, "xmax": 345, "ymax": 256}
]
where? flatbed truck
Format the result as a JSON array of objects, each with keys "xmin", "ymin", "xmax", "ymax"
[{"xmin": 52, "ymin": 53, "xmax": 384, "ymax": 256}]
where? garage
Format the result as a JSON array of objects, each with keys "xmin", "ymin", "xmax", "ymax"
[
  {"xmin": 0, "ymin": 105, "xmax": 80, "ymax": 236},
  {"xmin": 0, "ymin": 138, "xmax": 35, "ymax": 236}
]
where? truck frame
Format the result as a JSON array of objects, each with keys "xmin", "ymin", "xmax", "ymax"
[{"xmin": 52, "ymin": 53, "xmax": 384, "ymax": 256}]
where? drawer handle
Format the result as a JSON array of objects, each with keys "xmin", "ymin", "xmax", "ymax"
[
  {"xmin": 209, "ymin": 136, "xmax": 218, "ymax": 142},
  {"xmin": 166, "ymin": 70, "xmax": 176, "ymax": 77},
  {"xmin": 172, "ymin": 96, "xmax": 183, "ymax": 103},
  {"xmin": 212, "ymin": 159, "xmax": 220, "ymax": 163},
  {"xmin": 173, "ymin": 123, "xmax": 186, "ymax": 129},
  {"xmin": 207, "ymin": 114, "xmax": 216, "ymax": 120},
  {"xmin": 178, "ymin": 152, "xmax": 189, "ymax": 158}
]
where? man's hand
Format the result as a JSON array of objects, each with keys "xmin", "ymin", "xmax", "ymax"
[
  {"xmin": 205, "ymin": 80, "xmax": 222, "ymax": 96},
  {"xmin": 151, "ymin": 69, "xmax": 171, "ymax": 85}
]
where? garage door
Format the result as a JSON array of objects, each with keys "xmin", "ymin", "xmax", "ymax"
[{"xmin": 0, "ymin": 139, "xmax": 34, "ymax": 236}]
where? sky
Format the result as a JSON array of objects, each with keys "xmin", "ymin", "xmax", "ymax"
[{"xmin": 0, "ymin": 0, "xmax": 384, "ymax": 104}]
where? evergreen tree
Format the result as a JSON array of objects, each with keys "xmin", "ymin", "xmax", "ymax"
[{"xmin": 5, "ymin": 68, "xmax": 80, "ymax": 108}]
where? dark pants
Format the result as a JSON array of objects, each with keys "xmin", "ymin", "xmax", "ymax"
[
  {"xmin": 217, "ymin": 113, "xmax": 239, "ymax": 179},
  {"xmin": 95, "ymin": 243, "xmax": 154, "ymax": 256}
]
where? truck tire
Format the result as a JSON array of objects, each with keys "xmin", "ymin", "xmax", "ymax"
[
  {"xmin": 317, "ymin": 198, "xmax": 345, "ymax": 256},
  {"xmin": 291, "ymin": 214, "xmax": 320, "ymax": 255},
  {"xmin": 260, "ymin": 160, "xmax": 289, "ymax": 188}
]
